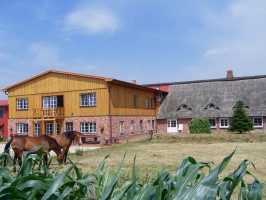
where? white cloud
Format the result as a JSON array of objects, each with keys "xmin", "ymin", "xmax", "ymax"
[
  {"xmin": 195, "ymin": 0, "xmax": 266, "ymax": 76},
  {"xmin": 204, "ymin": 47, "xmax": 231, "ymax": 57},
  {"xmin": 28, "ymin": 42, "xmax": 63, "ymax": 67},
  {"xmin": 0, "ymin": 51, "xmax": 7, "ymax": 60},
  {"xmin": 66, "ymin": 5, "xmax": 119, "ymax": 34}
]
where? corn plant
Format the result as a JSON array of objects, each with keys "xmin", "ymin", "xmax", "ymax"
[{"xmin": 0, "ymin": 148, "xmax": 264, "ymax": 199}]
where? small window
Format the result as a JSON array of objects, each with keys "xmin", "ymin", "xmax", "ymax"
[
  {"xmin": 145, "ymin": 98, "xmax": 149, "ymax": 109},
  {"xmin": 119, "ymin": 121, "xmax": 124, "ymax": 133},
  {"xmin": 177, "ymin": 104, "xmax": 192, "ymax": 111},
  {"xmin": 17, "ymin": 123, "xmax": 29, "ymax": 134},
  {"xmin": 139, "ymin": 120, "xmax": 143, "ymax": 131},
  {"xmin": 152, "ymin": 120, "xmax": 155, "ymax": 129},
  {"xmin": 209, "ymin": 118, "xmax": 217, "ymax": 128},
  {"xmin": 16, "ymin": 98, "xmax": 28, "ymax": 110},
  {"xmin": 34, "ymin": 123, "xmax": 41, "ymax": 136},
  {"xmin": 133, "ymin": 95, "xmax": 137, "ymax": 108},
  {"xmin": 150, "ymin": 98, "xmax": 155, "ymax": 109},
  {"xmin": 56, "ymin": 123, "xmax": 61, "ymax": 134},
  {"xmin": 147, "ymin": 120, "xmax": 150, "ymax": 130},
  {"xmin": 130, "ymin": 120, "xmax": 134, "ymax": 132},
  {"xmin": 205, "ymin": 103, "xmax": 219, "ymax": 110},
  {"xmin": 0, "ymin": 108, "xmax": 3, "ymax": 118},
  {"xmin": 80, "ymin": 93, "xmax": 96, "ymax": 107},
  {"xmin": 46, "ymin": 123, "xmax": 53, "ymax": 135},
  {"xmin": 80, "ymin": 122, "xmax": 97, "ymax": 133},
  {"xmin": 253, "ymin": 117, "xmax": 263, "ymax": 127},
  {"xmin": 220, "ymin": 118, "xmax": 229, "ymax": 128},
  {"xmin": 66, "ymin": 122, "xmax": 73, "ymax": 132}
]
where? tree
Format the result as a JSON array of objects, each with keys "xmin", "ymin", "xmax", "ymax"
[
  {"xmin": 229, "ymin": 100, "xmax": 253, "ymax": 133},
  {"xmin": 189, "ymin": 117, "xmax": 211, "ymax": 134}
]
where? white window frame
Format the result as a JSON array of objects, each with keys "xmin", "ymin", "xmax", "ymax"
[
  {"xmin": 133, "ymin": 95, "xmax": 137, "ymax": 108},
  {"xmin": 209, "ymin": 118, "xmax": 217, "ymax": 128},
  {"xmin": 130, "ymin": 120, "xmax": 134, "ymax": 132},
  {"xmin": 66, "ymin": 122, "xmax": 73, "ymax": 132},
  {"xmin": 80, "ymin": 122, "xmax": 97, "ymax": 133},
  {"xmin": 34, "ymin": 123, "xmax": 41, "ymax": 136},
  {"xmin": 16, "ymin": 98, "xmax": 28, "ymax": 110},
  {"xmin": 46, "ymin": 123, "xmax": 53, "ymax": 135},
  {"xmin": 145, "ymin": 98, "xmax": 149, "ymax": 109},
  {"xmin": 150, "ymin": 98, "xmax": 155, "ymax": 109},
  {"xmin": 43, "ymin": 96, "xmax": 57, "ymax": 108},
  {"xmin": 119, "ymin": 121, "xmax": 124, "ymax": 133},
  {"xmin": 80, "ymin": 93, "xmax": 96, "ymax": 107},
  {"xmin": 16, "ymin": 123, "xmax": 28, "ymax": 134},
  {"xmin": 152, "ymin": 120, "xmax": 155, "ymax": 129},
  {"xmin": 220, "ymin": 118, "xmax": 229, "ymax": 128},
  {"xmin": 139, "ymin": 120, "xmax": 143, "ymax": 131},
  {"xmin": 147, "ymin": 120, "xmax": 150, "ymax": 130},
  {"xmin": 253, "ymin": 117, "xmax": 263, "ymax": 128}
]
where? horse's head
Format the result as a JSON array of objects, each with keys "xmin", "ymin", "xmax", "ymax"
[
  {"xmin": 74, "ymin": 131, "xmax": 82, "ymax": 145},
  {"xmin": 57, "ymin": 151, "xmax": 64, "ymax": 164}
]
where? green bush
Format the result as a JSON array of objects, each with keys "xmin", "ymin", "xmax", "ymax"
[
  {"xmin": 189, "ymin": 117, "xmax": 212, "ymax": 134},
  {"xmin": 0, "ymin": 149, "xmax": 264, "ymax": 199}
]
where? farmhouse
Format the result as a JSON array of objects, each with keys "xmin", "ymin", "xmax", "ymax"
[
  {"xmin": 1, "ymin": 70, "xmax": 166, "ymax": 142},
  {"xmin": 145, "ymin": 70, "xmax": 266, "ymax": 133}
]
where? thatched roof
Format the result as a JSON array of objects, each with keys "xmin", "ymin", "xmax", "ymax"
[{"xmin": 157, "ymin": 76, "xmax": 266, "ymax": 119}]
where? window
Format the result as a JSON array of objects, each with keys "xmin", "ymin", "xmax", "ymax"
[
  {"xmin": 145, "ymin": 98, "xmax": 149, "ymax": 109},
  {"xmin": 209, "ymin": 118, "xmax": 217, "ymax": 128},
  {"xmin": 147, "ymin": 120, "xmax": 150, "ymax": 130},
  {"xmin": 80, "ymin": 122, "xmax": 97, "ymax": 133},
  {"xmin": 16, "ymin": 98, "xmax": 28, "ymax": 110},
  {"xmin": 80, "ymin": 93, "xmax": 96, "ymax": 107},
  {"xmin": 46, "ymin": 123, "xmax": 53, "ymax": 135},
  {"xmin": 253, "ymin": 117, "xmax": 263, "ymax": 127},
  {"xmin": 177, "ymin": 104, "xmax": 192, "ymax": 111},
  {"xmin": 130, "ymin": 120, "xmax": 134, "ymax": 132},
  {"xmin": 205, "ymin": 103, "xmax": 219, "ymax": 110},
  {"xmin": 34, "ymin": 123, "xmax": 40, "ymax": 136},
  {"xmin": 66, "ymin": 122, "xmax": 73, "ymax": 132},
  {"xmin": 167, "ymin": 120, "xmax": 177, "ymax": 128},
  {"xmin": 119, "ymin": 121, "xmax": 124, "ymax": 133},
  {"xmin": 220, "ymin": 118, "xmax": 229, "ymax": 128},
  {"xmin": 0, "ymin": 108, "xmax": 3, "ymax": 118},
  {"xmin": 16, "ymin": 124, "xmax": 28, "ymax": 134},
  {"xmin": 43, "ymin": 96, "xmax": 63, "ymax": 108},
  {"xmin": 133, "ymin": 95, "xmax": 137, "ymax": 108},
  {"xmin": 139, "ymin": 120, "xmax": 143, "ymax": 131},
  {"xmin": 56, "ymin": 123, "xmax": 61, "ymax": 134},
  {"xmin": 150, "ymin": 98, "xmax": 155, "ymax": 109},
  {"xmin": 152, "ymin": 120, "xmax": 155, "ymax": 129}
]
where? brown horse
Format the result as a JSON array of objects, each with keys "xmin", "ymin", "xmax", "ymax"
[
  {"xmin": 53, "ymin": 131, "xmax": 82, "ymax": 163},
  {"xmin": 4, "ymin": 135, "xmax": 64, "ymax": 172},
  {"xmin": 0, "ymin": 124, "xmax": 4, "ymax": 140}
]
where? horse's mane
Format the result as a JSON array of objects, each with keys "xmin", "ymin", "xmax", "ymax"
[{"xmin": 64, "ymin": 131, "xmax": 74, "ymax": 139}]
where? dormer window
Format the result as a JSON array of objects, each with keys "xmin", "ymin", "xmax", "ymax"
[
  {"xmin": 205, "ymin": 103, "xmax": 219, "ymax": 110},
  {"xmin": 233, "ymin": 102, "xmax": 249, "ymax": 109},
  {"xmin": 177, "ymin": 104, "xmax": 192, "ymax": 111}
]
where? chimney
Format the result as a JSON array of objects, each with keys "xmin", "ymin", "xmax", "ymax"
[
  {"xmin": 132, "ymin": 79, "xmax": 136, "ymax": 84},
  {"xmin": 226, "ymin": 70, "xmax": 233, "ymax": 78}
]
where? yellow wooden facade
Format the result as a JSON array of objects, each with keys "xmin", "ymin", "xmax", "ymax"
[{"xmin": 2, "ymin": 71, "xmax": 165, "ymax": 137}]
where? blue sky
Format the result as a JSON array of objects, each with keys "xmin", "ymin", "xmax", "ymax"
[{"xmin": 1, "ymin": 0, "xmax": 266, "ymax": 99}]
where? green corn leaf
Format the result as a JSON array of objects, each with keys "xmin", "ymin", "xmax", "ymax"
[
  {"xmin": 0, "ymin": 187, "xmax": 29, "ymax": 200},
  {"xmin": 132, "ymin": 185, "xmax": 156, "ymax": 200},
  {"xmin": 173, "ymin": 149, "xmax": 236, "ymax": 200},
  {"xmin": 100, "ymin": 152, "xmax": 126, "ymax": 200},
  {"xmin": 238, "ymin": 180, "xmax": 247, "ymax": 200},
  {"xmin": 247, "ymin": 179, "xmax": 263, "ymax": 200},
  {"xmin": 41, "ymin": 162, "xmax": 76, "ymax": 200},
  {"xmin": 127, "ymin": 155, "xmax": 137, "ymax": 199},
  {"xmin": 111, "ymin": 180, "xmax": 136, "ymax": 200}
]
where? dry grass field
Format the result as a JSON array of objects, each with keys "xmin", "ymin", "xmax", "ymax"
[{"xmin": 66, "ymin": 132, "xmax": 266, "ymax": 187}]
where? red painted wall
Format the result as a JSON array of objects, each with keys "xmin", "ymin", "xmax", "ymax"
[{"xmin": 0, "ymin": 100, "xmax": 8, "ymax": 139}]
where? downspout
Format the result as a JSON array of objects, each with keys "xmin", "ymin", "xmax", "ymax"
[{"xmin": 108, "ymin": 85, "xmax": 112, "ymax": 142}]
